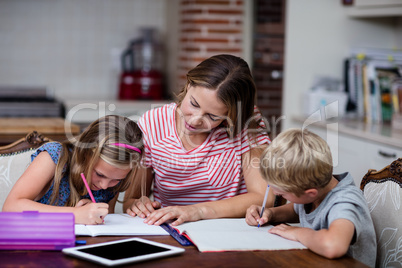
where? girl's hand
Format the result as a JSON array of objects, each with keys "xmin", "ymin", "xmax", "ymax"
[
  {"xmin": 144, "ymin": 205, "xmax": 203, "ymax": 226},
  {"xmin": 245, "ymin": 205, "xmax": 271, "ymax": 227},
  {"xmin": 75, "ymin": 200, "xmax": 109, "ymax": 225},
  {"xmin": 76, "ymin": 199, "xmax": 92, "ymax": 207},
  {"xmin": 126, "ymin": 196, "xmax": 161, "ymax": 218}
]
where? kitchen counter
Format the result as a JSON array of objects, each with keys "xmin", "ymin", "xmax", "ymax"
[
  {"xmin": 0, "ymin": 117, "xmax": 80, "ymax": 145},
  {"xmin": 293, "ymin": 115, "xmax": 402, "ymax": 149},
  {"xmin": 64, "ymin": 99, "xmax": 171, "ymax": 124}
]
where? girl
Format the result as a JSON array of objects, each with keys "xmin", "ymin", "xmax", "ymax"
[
  {"xmin": 3, "ymin": 115, "xmax": 143, "ymax": 225},
  {"xmin": 124, "ymin": 54, "xmax": 275, "ymax": 226}
]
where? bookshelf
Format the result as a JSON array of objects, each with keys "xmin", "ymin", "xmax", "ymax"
[{"xmin": 344, "ymin": 48, "xmax": 402, "ymax": 124}]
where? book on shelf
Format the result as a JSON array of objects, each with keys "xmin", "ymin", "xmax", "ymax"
[
  {"xmin": 345, "ymin": 49, "xmax": 402, "ymax": 123},
  {"xmin": 392, "ymin": 79, "xmax": 402, "ymax": 130},
  {"xmin": 377, "ymin": 68, "xmax": 400, "ymax": 122},
  {"xmin": 392, "ymin": 78, "xmax": 402, "ymax": 114}
]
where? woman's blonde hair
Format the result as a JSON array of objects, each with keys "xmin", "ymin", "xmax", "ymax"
[
  {"xmin": 260, "ymin": 128, "xmax": 333, "ymax": 196},
  {"xmin": 176, "ymin": 54, "xmax": 267, "ymax": 140},
  {"xmin": 48, "ymin": 115, "xmax": 143, "ymax": 206}
]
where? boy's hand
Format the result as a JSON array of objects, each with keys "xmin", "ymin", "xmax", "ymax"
[
  {"xmin": 245, "ymin": 205, "xmax": 271, "ymax": 226},
  {"xmin": 268, "ymin": 223, "xmax": 298, "ymax": 241}
]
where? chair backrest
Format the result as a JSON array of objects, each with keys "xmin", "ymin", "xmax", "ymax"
[
  {"xmin": 0, "ymin": 131, "xmax": 49, "ymax": 210},
  {"xmin": 360, "ymin": 158, "xmax": 402, "ymax": 268}
]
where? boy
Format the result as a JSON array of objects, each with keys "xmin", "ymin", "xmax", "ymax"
[{"xmin": 246, "ymin": 128, "xmax": 376, "ymax": 267}]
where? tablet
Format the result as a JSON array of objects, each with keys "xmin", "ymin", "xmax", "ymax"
[{"xmin": 62, "ymin": 238, "xmax": 185, "ymax": 266}]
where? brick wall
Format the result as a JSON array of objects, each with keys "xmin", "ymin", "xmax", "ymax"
[{"xmin": 177, "ymin": 0, "xmax": 245, "ymax": 90}]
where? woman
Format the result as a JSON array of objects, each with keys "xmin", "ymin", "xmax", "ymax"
[{"xmin": 124, "ymin": 54, "xmax": 274, "ymax": 226}]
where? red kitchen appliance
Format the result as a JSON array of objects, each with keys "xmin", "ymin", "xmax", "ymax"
[{"xmin": 119, "ymin": 28, "xmax": 164, "ymax": 100}]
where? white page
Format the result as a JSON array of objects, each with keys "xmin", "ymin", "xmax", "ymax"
[
  {"xmin": 75, "ymin": 214, "xmax": 168, "ymax": 236},
  {"xmin": 175, "ymin": 218, "xmax": 306, "ymax": 252}
]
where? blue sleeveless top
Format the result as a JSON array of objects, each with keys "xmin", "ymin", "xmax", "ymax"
[{"xmin": 32, "ymin": 142, "xmax": 116, "ymax": 206}]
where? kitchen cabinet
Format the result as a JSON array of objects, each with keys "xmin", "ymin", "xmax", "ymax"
[
  {"xmin": 293, "ymin": 116, "xmax": 402, "ymax": 186},
  {"xmin": 365, "ymin": 141, "xmax": 402, "ymax": 171},
  {"xmin": 346, "ymin": 0, "xmax": 402, "ymax": 17}
]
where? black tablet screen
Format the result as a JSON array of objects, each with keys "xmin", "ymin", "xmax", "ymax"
[{"xmin": 78, "ymin": 240, "xmax": 169, "ymax": 260}]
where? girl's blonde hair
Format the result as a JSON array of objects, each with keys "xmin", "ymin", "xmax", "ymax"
[
  {"xmin": 260, "ymin": 128, "xmax": 333, "ymax": 196},
  {"xmin": 49, "ymin": 115, "xmax": 143, "ymax": 206},
  {"xmin": 176, "ymin": 54, "xmax": 268, "ymax": 140}
]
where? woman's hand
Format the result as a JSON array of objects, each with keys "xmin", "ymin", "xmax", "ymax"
[
  {"xmin": 245, "ymin": 204, "xmax": 272, "ymax": 226},
  {"xmin": 143, "ymin": 205, "xmax": 203, "ymax": 226},
  {"xmin": 126, "ymin": 196, "xmax": 161, "ymax": 218},
  {"xmin": 75, "ymin": 199, "xmax": 109, "ymax": 225}
]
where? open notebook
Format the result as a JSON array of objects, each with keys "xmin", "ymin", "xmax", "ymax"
[
  {"xmin": 75, "ymin": 214, "xmax": 168, "ymax": 237},
  {"xmin": 173, "ymin": 218, "xmax": 306, "ymax": 252}
]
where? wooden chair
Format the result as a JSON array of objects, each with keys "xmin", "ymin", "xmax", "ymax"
[
  {"xmin": 360, "ymin": 158, "xmax": 402, "ymax": 268},
  {"xmin": 0, "ymin": 131, "xmax": 50, "ymax": 155},
  {"xmin": 0, "ymin": 131, "xmax": 50, "ymax": 210}
]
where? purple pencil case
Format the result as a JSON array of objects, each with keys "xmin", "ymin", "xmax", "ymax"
[{"xmin": 0, "ymin": 211, "xmax": 75, "ymax": 250}]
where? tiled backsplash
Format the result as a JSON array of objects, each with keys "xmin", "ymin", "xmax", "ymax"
[
  {"xmin": 0, "ymin": 0, "xmax": 168, "ymax": 101},
  {"xmin": 0, "ymin": 0, "xmax": 251, "ymax": 103}
]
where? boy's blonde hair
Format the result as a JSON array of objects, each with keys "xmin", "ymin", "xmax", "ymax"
[{"xmin": 260, "ymin": 128, "xmax": 333, "ymax": 196}]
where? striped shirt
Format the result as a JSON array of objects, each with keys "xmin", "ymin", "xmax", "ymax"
[{"xmin": 138, "ymin": 103, "xmax": 270, "ymax": 206}]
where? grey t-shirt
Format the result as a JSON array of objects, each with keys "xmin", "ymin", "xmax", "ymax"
[{"xmin": 293, "ymin": 172, "xmax": 376, "ymax": 267}]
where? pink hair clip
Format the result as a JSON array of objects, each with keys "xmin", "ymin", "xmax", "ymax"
[{"xmin": 111, "ymin": 143, "xmax": 141, "ymax": 154}]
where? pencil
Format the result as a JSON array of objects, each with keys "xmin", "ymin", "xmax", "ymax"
[
  {"xmin": 80, "ymin": 173, "xmax": 96, "ymax": 203},
  {"xmin": 257, "ymin": 185, "xmax": 269, "ymax": 228}
]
